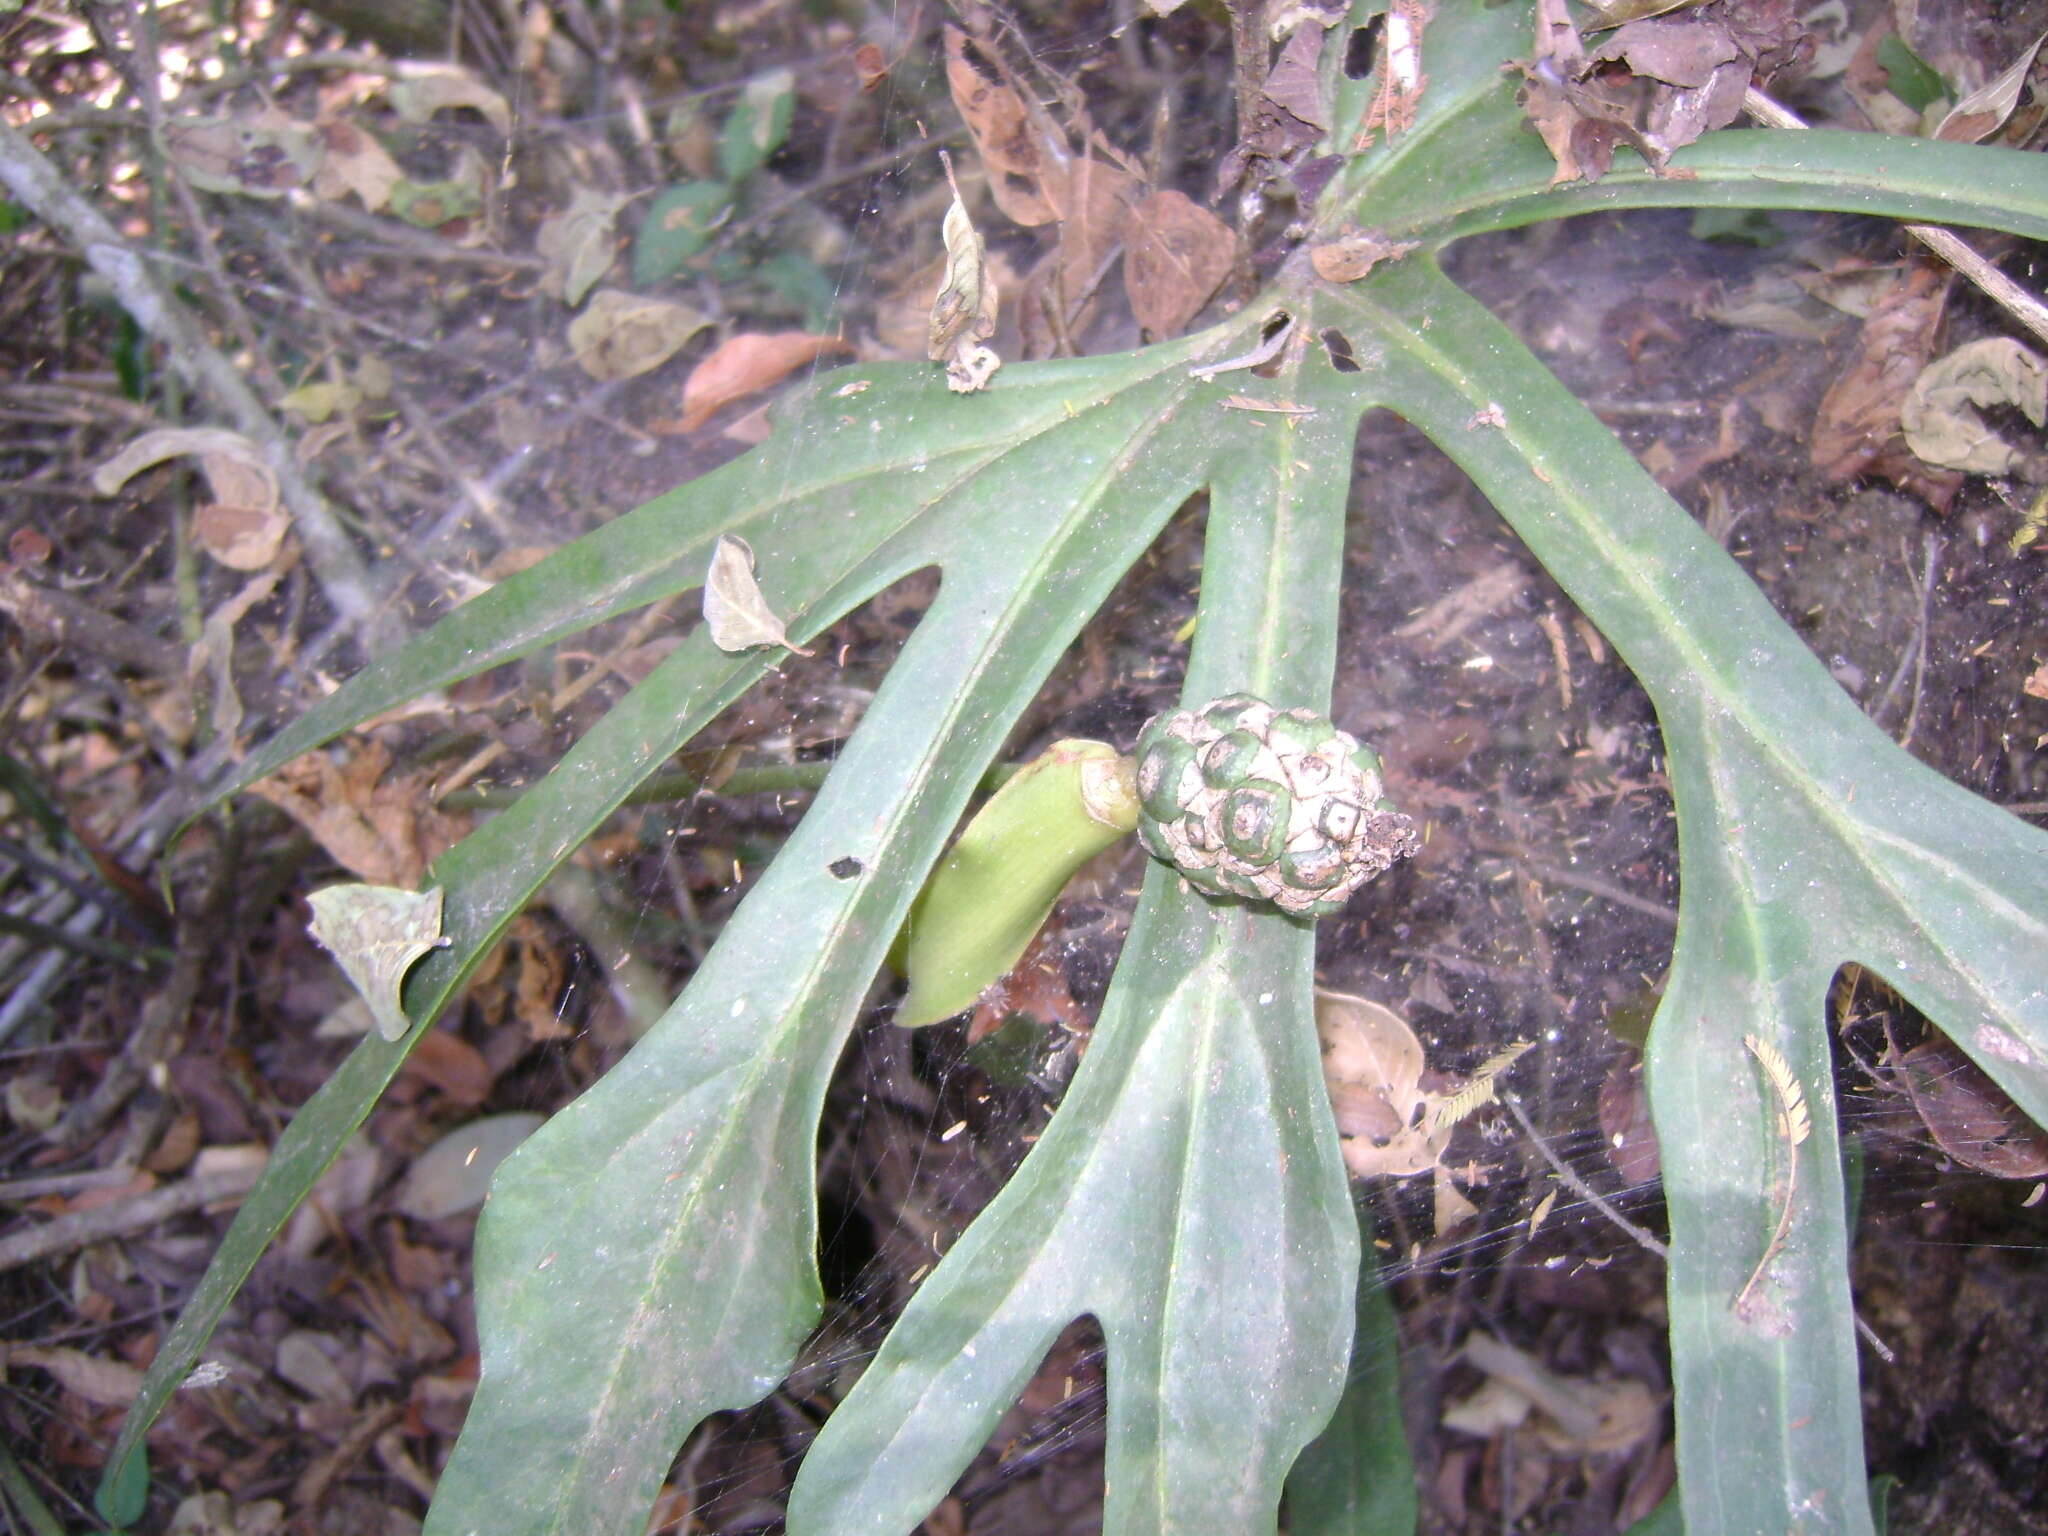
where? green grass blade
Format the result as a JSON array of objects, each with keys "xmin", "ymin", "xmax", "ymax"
[
  {"xmin": 1326, "ymin": 256, "xmax": 2048, "ymax": 1536},
  {"xmin": 421, "ymin": 360, "xmax": 1224, "ymax": 1535},
  {"xmin": 786, "ymin": 376, "xmax": 1364, "ymax": 1536}
]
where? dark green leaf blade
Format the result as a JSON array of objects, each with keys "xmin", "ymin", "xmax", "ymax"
[
  {"xmin": 422, "ymin": 353, "xmax": 1224, "ymax": 1535},
  {"xmin": 1331, "ymin": 256, "xmax": 2048, "ymax": 1536},
  {"xmin": 1285, "ymin": 1226, "xmax": 1416, "ymax": 1536}
]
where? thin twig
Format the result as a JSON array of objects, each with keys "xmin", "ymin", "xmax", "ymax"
[
  {"xmin": 1501, "ymin": 1091, "xmax": 1670, "ymax": 1260},
  {"xmin": 1743, "ymin": 87, "xmax": 2048, "ymax": 350},
  {"xmin": 0, "ymin": 1159, "xmax": 263, "ymax": 1273}
]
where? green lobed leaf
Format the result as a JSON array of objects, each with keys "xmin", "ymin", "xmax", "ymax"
[
  {"xmin": 109, "ymin": 5, "xmax": 2048, "ymax": 1531},
  {"xmin": 786, "ymin": 364, "xmax": 1361, "ymax": 1536},
  {"xmin": 1284, "ymin": 1210, "xmax": 1417, "ymax": 1536},
  {"xmin": 1324, "ymin": 255, "xmax": 2048, "ymax": 1536},
  {"xmin": 421, "ymin": 344, "xmax": 1230, "ymax": 1532}
]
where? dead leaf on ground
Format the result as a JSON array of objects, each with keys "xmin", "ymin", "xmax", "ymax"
[
  {"xmin": 159, "ymin": 109, "xmax": 322, "ymax": 198},
  {"xmin": 3, "ymin": 1345, "xmax": 146, "ymax": 1408},
  {"xmin": 394, "ymin": 1113, "xmax": 546, "ymax": 1220},
  {"xmin": 670, "ymin": 330, "xmax": 850, "ymax": 430},
  {"xmin": 943, "ymin": 26, "xmax": 1060, "ymax": 226},
  {"xmin": 306, "ymin": 884, "xmax": 450, "ymax": 1043},
  {"xmin": 702, "ymin": 533, "xmax": 814, "ymax": 656},
  {"xmin": 1810, "ymin": 257, "xmax": 1963, "ymax": 508},
  {"xmin": 566, "ymin": 288, "xmax": 710, "ymax": 381},
  {"xmin": 310, "ymin": 114, "xmax": 402, "ymax": 210},
  {"xmin": 536, "ymin": 187, "xmax": 635, "ymax": 307},
  {"xmin": 1901, "ymin": 336, "xmax": 2047, "ymax": 477},
  {"xmin": 1124, "ymin": 189, "xmax": 1235, "ymax": 337},
  {"xmin": 388, "ymin": 63, "xmax": 513, "ymax": 135},
  {"xmin": 95, "ymin": 428, "xmax": 287, "ymax": 571},
  {"xmin": 248, "ymin": 737, "xmax": 468, "ymax": 888},
  {"xmin": 1891, "ymin": 1034, "xmax": 2048, "ymax": 1178}
]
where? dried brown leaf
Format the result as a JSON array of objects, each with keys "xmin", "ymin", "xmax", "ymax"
[
  {"xmin": 673, "ymin": 330, "xmax": 850, "ymax": 430},
  {"xmin": 1892, "ymin": 1036, "xmax": 2048, "ymax": 1178},
  {"xmin": 944, "ymin": 27, "xmax": 1059, "ymax": 226},
  {"xmin": 1124, "ymin": 190, "xmax": 1235, "ymax": 337}
]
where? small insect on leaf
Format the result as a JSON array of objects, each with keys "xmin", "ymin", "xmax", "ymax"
[
  {"xmin": 702, "ymin": 533, "xmax": 815, "ymax": 655},
  {"xmin": 1742, "ymin": 1032, "xmax": 1810, "ymax": 1147},
  {"xmin": 306, "ymin": 884, "xmax": 450, "ymax": 1042}
]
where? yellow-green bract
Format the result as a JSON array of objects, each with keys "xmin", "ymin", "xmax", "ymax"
[{"xmin": 893, "ymin": 739, "xmax": 1138, "ymax": 1028}]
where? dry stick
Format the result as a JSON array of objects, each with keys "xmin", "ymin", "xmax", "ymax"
[
  {"xmin": 0, "ymin": 119, "xmax": 383, "ymax": 637},
  {"xmin": 0, "ymin": 1159, "xmax": 263, "ymax": 1273},
  {"xmin": 1743, "ymin": 87, "xmax": 2048, "ymax": 351}
]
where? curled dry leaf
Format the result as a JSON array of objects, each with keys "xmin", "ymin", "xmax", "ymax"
[
  {"xmin": 702, "ymin": 534, "xmax": 814, "ymax": 656},
  {"xmin": 1124, "ymin": 189, "xmax": 1235, "ymax": 338},
  {"xmin": 306, "ymin": 883, "xmax": 450, "ymax": 1043},
  {"xmin": 929, "ymin": 170, "xmax": 1002, "ymax": 392},
  {"xmin": 1318, "ymin": 988, "xmax": 1446, "ymax": 1178},
  {"xmin": 389, "ymin": 63, "xmax": 513, "ymax": 135},
  {"xmin": 1901, "ymin": 336, "xmax": 2047, "ymax": 477},
  {"xmin": 671, "ymin": 330, "xmax": 850, "ymax": 431},
  {"xmin": 536, "ymin": 187, "xmax": 635, "ymax": 307},
  {"xmin": 94, "ymin": 428, "xmax": 286, "ymax": 571},
  {"xmin": 1932, "ymin": 32, "xmax": 2047, "ymax": 143},
  {"xmin": 567, "ymin": 289, "xmax": 710, "ymax": 381}
]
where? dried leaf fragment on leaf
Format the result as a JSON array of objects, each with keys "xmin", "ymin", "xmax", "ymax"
[
  {"xmin": 929, "ymin": 163, "xmax": 1002, "ymax": 393},
  {"xmin": 1310, "ymin": 232, "xmax": 1418, "ymax": 283},
  {"xmin": 1901, "ymin": 337, "xmax": 2047, "ymax": 476},
  {"xmin": 306, "ymin": 884, "xmax": 450, "ymax": 1043},
  {"xmin": 702, "ymin": 534, "xmax": 814, "ymax": 656}
]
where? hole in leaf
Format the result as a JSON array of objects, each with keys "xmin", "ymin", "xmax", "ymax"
[
  {"xmin": 829, "ymin": 856, "xmax": 864, "ymax": 879},
  {"xmin": 1345, "ymin": 17, "xmax": 1383, "ymax": 80},
  {"xmin": 1321, "ymin": 327, "xmax": 1361, "ymax": 373}
]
